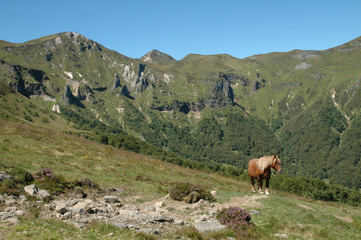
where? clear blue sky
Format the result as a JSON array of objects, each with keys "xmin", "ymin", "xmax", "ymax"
[{"xmin": 2, "ymin": 0, "xmax": 361, "ymax": 60}]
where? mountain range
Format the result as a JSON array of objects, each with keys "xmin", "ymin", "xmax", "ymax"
[{"xmin": 1, "ymin": 32, "xmax": 361, "ymax": 189}]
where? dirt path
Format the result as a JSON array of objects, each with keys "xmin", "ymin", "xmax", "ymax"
[{"xmin": 217, "ymin": 194, "xmax": 268, "ymax": 209}]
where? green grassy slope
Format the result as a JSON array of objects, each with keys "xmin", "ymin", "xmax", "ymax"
[{"xmin": 1, "ymin": 113, "xmax": 360, "ymax": 239}]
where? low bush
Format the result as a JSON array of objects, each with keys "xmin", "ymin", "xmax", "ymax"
[
  {"xmin": 34, "ymin": 168, "xmax": 55, "ymax": 180},
  {"xmin": 34, "ymin": 175, "xmax": 71, "ymax": 195},
  {"xmin": 9, "ymin": 167, "xmax": 34, "ymax": 184},
  {"xmin": 169, "ymin": 182, "xmax": 216, "ymax": 203},
  {"xmin": 0, "ymin": 168, "xmax": 33, "ymax": 196},
  {"xmin": 0, "ymin": 179, "xmax": 20, "ymax": 196},
  {"xmin": 217, "ymin": 207, "xmax": 254, "ymax": 239}
]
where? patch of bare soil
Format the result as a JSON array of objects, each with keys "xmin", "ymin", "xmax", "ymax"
[
  {"xmin": 297, "ymin": 204, "xmax": 315, "ymax": 211},
  {"xmin": 217, "ymin": 194, "xmax": 268, "ymax": 209}
]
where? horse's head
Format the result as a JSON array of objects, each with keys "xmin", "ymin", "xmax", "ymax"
[{"xmin": 271, "ymin": 155, "xmax": 282, "ymax": 173}]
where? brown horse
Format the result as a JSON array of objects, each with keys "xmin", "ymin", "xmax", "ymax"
[{"xmin": 248, "ymin": 155, "xmax": 282, "ymax": 194}]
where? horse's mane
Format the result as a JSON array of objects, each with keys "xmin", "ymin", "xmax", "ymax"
[{"xmin": 256, "ymin": 156, "xmax": 276, "ymax": 171}]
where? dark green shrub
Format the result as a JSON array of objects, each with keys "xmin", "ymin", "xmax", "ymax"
[
  {"xmin": 34, "ymin": 175, "xmax": 71, "ymax": 195},
  {"xmin": 0, "ymin": 179, "xmax": 20, "ymax": 196},
  {"xmin": 9, "ymin": 168, "xmax": 34, "ymax": 184},
  {"xmin": 169, "ymin": 182, "xmax": 216, "ymax": 203},
  {"xmin": 42, "ymin": 117, "xmax": 50, "ymax": 123}
]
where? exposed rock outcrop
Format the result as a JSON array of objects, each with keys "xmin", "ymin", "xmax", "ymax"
[
  {"xmin": 1, "ymin": 60, "xmax": 49, "ymax": 97},
  {"xmin": 24, "ymin": 184, "xmax": 51, "ymax": 200},
  {"xmin": 206, "ymin": 80, "xmax": 234, "ymax": 107},
  {"xmin": 0, "ymin": 171, "xmax": 13, "ymax": 182},
  {"xmin": 112, "ymin": 73, "xmax": 121, "ymax": 90},
  {"xmin": 61, "ymin": 85, "xmax": 83, "ymax": 107},
  {"xmin": 150, "ymin": 100, "xmax": 204, "ymax": 114}
]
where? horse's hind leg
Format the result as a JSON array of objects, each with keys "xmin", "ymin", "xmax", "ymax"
[
  {"xmin": 265, "ymin": 178, "xmax": 270, "ymax": 195},
  {"xmin": 257, "ymin": 177, "xmax": 264, "ymax": 194},
  {"xmin": 250, "ymin": 177, "xmax": 256, "ymax": 193}
]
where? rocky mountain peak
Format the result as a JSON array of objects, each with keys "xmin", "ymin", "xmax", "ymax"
[{"xmin": 140, "ymin": 49, "xmax": 176, "ymax": 65}]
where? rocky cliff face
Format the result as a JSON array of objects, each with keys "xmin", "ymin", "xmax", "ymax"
[
  {"xmin": 207, "ymin": 79, "xmax": 234, "ymax": 108},
  {"xmin": 1, "ymin": 60, "xmax": 48, "ymax": 97}
]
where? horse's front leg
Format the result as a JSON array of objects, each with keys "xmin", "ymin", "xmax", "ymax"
[
  {"xmin": 257, "ymin": 177, "xmax": 264, "ymax": 193},
  {"xmin": 250, "ymin": 176, "xmax": 256, "ymax": 193},
  {"xmin": 265, "ymin": 178, "xmax": 270, "ymax": 195}
]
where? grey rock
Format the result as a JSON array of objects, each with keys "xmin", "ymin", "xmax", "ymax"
[
  {"xmin": 55, "ymin": 202, "xmax": 68, "ymax": 214},
  {"xmin": 164, "ymin": 206, "xmax": 174, "ymax": 212},
  {"xmin": 192, "ymin": 199, "xmax": 211, "ymax": 208},
  {"xmin": 0, "ymin": 172, "xmax": 13, "ymax": 182},
  {"xmin": 103, "ymin": 196, "xmax": 119, "ymax": 203},
  {"xmin": 194, "ymin": 219, "xmax": 226, "ymax": 232},
  {"xmin": 62, "ymin": 211, "xmax": 72, "ymax": 219},
  {"xmin": 0, "ymin": 211, "xmax": 15, "ymax": 220},
  {"xmin": 18, "ymin": 195, "xmax": 26, "ymax": 203},
  {"xmin": 139, "ymin": 228, "xmax": 160, "ymax": 235},
  {"xmin": 24, "ymin": 184, "xmax": 39, "ymax": 195},
  {"xmin": 174, "ymin": 219, "xmax": 185, "ymax": 225},
  {"xmin": 68, "ymin": 199, "xmax": 81, "ymax": 206},
  {"xmin": 118, "ymin": 209, "xmax": 139, "ymax": 217},
  {"xmin": 145, "ymin": 206, "xmax": 156, "ymax": 212},
  {"xmin": 38, "ymin": 189, "xmax": 51, "ymax": 199},
  {"xmin": 5, "ymin": 199, "xmax": 16, "ymax": 205},
  {"xmin": 249, "ymin": 209, "xmax": 261, "ymax": 215},
  {"xmin": 199, "ymin": 214, "xmax": 209, "ymax": 221},
  {"xmin": 208, "ymin": 209, "xmax": 218, "ymax": 217},
  {"xmin": 109, "ymin": 222, "xmax": 128, "ymax": 229},
  {"xmin": 24, "ymin": 185, "xmax": 51, "ymax": 200},
  {"xmin": 154, "ymin": 201, "xmax": 165, "ymax": 207},
  {"xmin": 44, "ymin": 202, "xmax": 56, "ymax": 211},
  {"xmin": 4, "ymin": 217, "xmax": 18, "ymax": 224},
  {"xmin": 57, "ymin": 211, "xmax": 72, "ymax": 220},
  {"xmin": 15, "ymin": 210, "xmax": 25, "ymax": 216},
  {"xmin": 71, "ymin": 199, "xmax": 93, "ymax": 211},
  {"xmin": 70, "ymin": 208, "xmax": 86, "ymax": 215},
  {"xmin": 5, "ymin": 206, "xmax": 17, "ymax": 212}
]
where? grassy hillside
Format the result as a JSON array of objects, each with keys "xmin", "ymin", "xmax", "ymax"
[
  {"xmin": 1, "ymin": 32, "xmax": 361, "ymax": 191},
  {"xmin": 1, "ymin": 113, "xmax": 361, "ymax": 239}
]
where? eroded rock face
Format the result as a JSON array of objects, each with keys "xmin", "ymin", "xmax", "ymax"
[
  {"xmin": 205, "ymin": 80, "xmax": 234, "ymax": 108},
  {"xmin": 112, "ymin": 73, "xmax": 121, "ymax": 90},
  {"xmin": 1, "ymin": 61, "xmax": 49, "ymax": 97}
]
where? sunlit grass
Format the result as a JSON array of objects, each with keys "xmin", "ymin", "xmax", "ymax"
[{"xmin": 1, "ymin": 120, "xmax": 361, "ymax": 239}]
